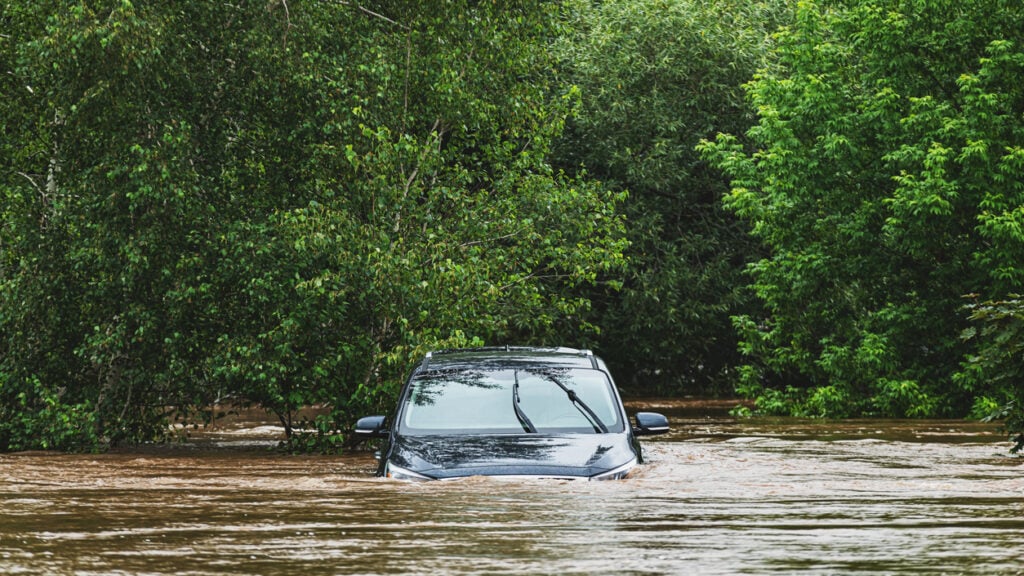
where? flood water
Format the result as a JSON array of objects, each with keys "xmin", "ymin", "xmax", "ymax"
[{"xmin": 2, "ymin": 400, "xmax": 1021, "ymax": 575}]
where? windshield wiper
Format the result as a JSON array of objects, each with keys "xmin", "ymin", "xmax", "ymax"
[
  {"xmin": 545, "ymin": 374, "xmax": 609, "ymax": 433},
  {"xmin": 512, "ymin": 371, "xmax": 537, "ymax": 433}
]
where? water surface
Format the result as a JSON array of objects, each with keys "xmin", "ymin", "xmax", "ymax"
[{"xmin": 2, "ymin": 400, "xmax": 1021, "ymax": 575}]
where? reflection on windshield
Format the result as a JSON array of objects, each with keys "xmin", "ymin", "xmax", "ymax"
[
  {"xmin": 407, "ymin": 369, "xmax": 499, "ymax": 407},
  {"xmin": 400, "ymin": 368, "xmax": 622, "ymax": 434},
  {"xmin": 515, "ymin": 369, "xmax": 612, "ymax": 433}
]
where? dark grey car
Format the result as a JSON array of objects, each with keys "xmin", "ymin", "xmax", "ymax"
[{"xmin": 355, "ymin": 347, "xmax": 669, "ymax": 480}]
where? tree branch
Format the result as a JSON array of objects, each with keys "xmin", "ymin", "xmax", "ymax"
[{"xmin": 329, "ymin": 1, "xmax": 409, "ymax": 30}]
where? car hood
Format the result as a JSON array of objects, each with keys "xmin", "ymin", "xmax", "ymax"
[{"xmin": 387, "ymin": 433, "xmax": 638, "ymax": 479}]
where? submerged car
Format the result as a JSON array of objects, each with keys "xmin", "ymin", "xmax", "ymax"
[{"xmin": 355, "ymin": 347, "xmax": 669, "ymax": 480}]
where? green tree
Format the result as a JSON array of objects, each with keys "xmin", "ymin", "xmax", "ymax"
[
  {"xmin": 0, "ymin": 1, "xmax": 626, "ymax": 451},
  {"xmin": 553, "ymin": 0, "xmax": 788, "ymax": 392},
  {"xmin": 699, "ymin": 0, "xmax": 1024, "ymax": 418}
]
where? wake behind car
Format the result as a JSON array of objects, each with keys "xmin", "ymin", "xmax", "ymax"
[{"xmin": 355, "ymin": 347, "xmax": 669, "ymax": 480}]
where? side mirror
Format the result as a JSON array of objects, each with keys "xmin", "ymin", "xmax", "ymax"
[
  {"xmin": 633, "ymin": 412, "xmax": 670, "ymax": 436},
  {"xmin": 354, "ymin": 415, "xmax": 389, "ymax": 439}
]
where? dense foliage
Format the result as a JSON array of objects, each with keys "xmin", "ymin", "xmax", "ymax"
[
  {"xmin": 959, "ymin": 297, "xmax": 1024, "ymax": 452},
  {"xmin": 0, "ymin": 1, "xmax": 625, "ymax": 450},
  {"xmin": 553, "ymin": 0, "xmax": 788, "ymax": 393},
  {"xmin": 4, "ymin": 0, "xmax": 1023, "ymax": 452},
  {"xmin": 699, "ymin": 0, "xmax": 1024, "ymax": 424}
]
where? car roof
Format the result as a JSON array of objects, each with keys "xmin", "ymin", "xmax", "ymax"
[{"xmin": 418, "ymin": 346, "xmax": 605, "ymax": 371}]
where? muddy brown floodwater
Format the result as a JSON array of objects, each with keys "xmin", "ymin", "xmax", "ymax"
[{"xmin": 1, "ymin": 399, "xmax": 1022, "ymax": 575}]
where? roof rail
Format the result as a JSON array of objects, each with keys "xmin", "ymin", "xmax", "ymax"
[
  {"xmin": 418, "ymin": 346, "xmax": 602, "ymax": 370},
  {"xmin": 426, "ymin": 346, "xmax": 591, "ymax": 357}
]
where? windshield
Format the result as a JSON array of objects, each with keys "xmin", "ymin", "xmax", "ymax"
[{"xmin": 399, "ymin": 367, "xmax": 624, "ymax": 435}]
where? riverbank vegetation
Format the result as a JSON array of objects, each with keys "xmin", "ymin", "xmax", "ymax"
[{"xmin": 2, "ymin": 0, "xmax": 1022, "ymax": 452}]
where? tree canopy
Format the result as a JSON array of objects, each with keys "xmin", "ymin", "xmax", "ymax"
[
  {"xmin": 4, "ymin": 0, "xmax": 1024, "ymax": 452},
  {"xmin": 1, "ymin": 1, "xmax": 625, "ymax": 450},
  {"xmin": 700, "ymin": 0, "xmax": 1024, "ymax": 420},
  {"xmin": 552, "ymin": 0, "xmax": 788, "ymax": 393}
]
